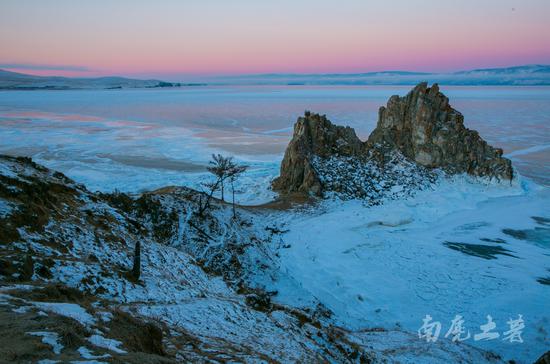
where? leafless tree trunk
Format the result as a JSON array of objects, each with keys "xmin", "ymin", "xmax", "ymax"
[
  {"xmin": 198, "ymin": 179, "xmax": 221, "ymax": 216},
  {"xmin": 201, "ymin": 154, "xmax": 247, "ymax": 218},
  {"xmin": 21, "ymin": 251, "xmax": 34, "ymax": 281},
  {"xmin": 131, "ymin": 241, "xmax": 141, "ymax": 281},
  {"xmin": 231, "ymin": 180, "xmax": 236, "ymax": 219}
]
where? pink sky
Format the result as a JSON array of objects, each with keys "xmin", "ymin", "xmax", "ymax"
[{"xmin": 1, "ymin": 0, "xmax": 549, "ymax": 80}]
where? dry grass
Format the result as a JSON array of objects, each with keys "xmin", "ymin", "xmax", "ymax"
[{"xmin": 0, "ymin": 285, "xmax": 177, "ymax": 363}]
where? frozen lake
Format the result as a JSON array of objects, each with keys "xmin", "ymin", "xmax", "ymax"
[{"xmin": 0, "ymin": 86, "xmax": 549, "ymax": 204}]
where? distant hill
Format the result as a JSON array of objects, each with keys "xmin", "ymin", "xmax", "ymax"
[
  {"xmin": 2, "ymin": 65, "xmax": 550, "ymax": 88},
  {"xmin": 0, "ymin": 69, "xmax": 182, "ymax": 90},
  {"xmin": 455, "ymin": 64, "xmax": 550, "ymax": 75},
  {"xmin": 210, "ymin": 64, "xmax": 550, "ymax": 86}
]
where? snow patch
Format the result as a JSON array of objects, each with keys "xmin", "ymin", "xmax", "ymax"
[
  {"xmin": 77, "ymin": 346, "xmax": 111, "ymax": 359},
  {"xmin": 32, "ymin": 302, "xmax": 96, "ymax": 327},
  {"xmin": 0, "ymin": 284, "xmax": 37, "ymax": 292},
  {"xmin": 87, "ymin": 334, "xmax": 126, "ymax": 354},
  {"xmin": 0, "ymin": 162, "xmax": 18, "ymax": 179},
  {"xmin": 0, "ymin": 200, "xmax": 17, "ymax": 217},
  {"xmin": 312, "ymin": 151, "xmax": 437, "ymax": 202},
  {"xmin": 27, "ymin": 331, "xmax": 63, "ymax": 354},
  {"xmin": 12, "ymin": 305, "xmax": 31, "ymax": 314}
]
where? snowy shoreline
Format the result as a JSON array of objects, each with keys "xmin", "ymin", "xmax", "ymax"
[{"xmin": 0, "ymin": 151, "xmax": 548, "ymax": 362}]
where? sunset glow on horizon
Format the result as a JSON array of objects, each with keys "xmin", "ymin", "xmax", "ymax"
[{"xmin": 1, "ymin": 0, "xmax": 550, "ymax": 81}]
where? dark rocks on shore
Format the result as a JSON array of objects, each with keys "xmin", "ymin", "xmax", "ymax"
[{"xmin": 272, "ymin": 82, "xmax": 514, "ymax": 198}]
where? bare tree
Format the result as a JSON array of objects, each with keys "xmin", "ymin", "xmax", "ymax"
[
  {"xmin": 131, "ymin": 240, "xmax": 141, "ymax": 281},
  {"xmin": 198, "ymin": 154, "xmax": 247, "ymax": 218},
  {"xmin": 198, "ymin": 179, "xmax": 220, "ymax": 216},
  {"xmin": 207, "ymin": 154, "xmax": 233, "ymax": 202},
  {"xmin": 227, "ymin": 164, "xmax": 248, "ymax": 219},
  {"xmin": 198, "ymin": 154, "xmax": 231, "ymax": 216},
  {"xmin": 21, "ymin": 249, "xmax": 34, "ymax": 281}
]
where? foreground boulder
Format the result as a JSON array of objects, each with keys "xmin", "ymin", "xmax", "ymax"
[{"xmin": 273, "ymin": 83, "xmax": 513, "ymax": 198}]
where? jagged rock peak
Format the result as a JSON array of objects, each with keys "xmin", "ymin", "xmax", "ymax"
[
  {"xmin": 367, "ymin": 82, "xmax": 513, "ymax": 180},
  {"xmin": 271, "ymin": 111, "xmax": 363, "ymax": 195},
  {"xmin": 273, "ymin": 83, "xmax": 514, "ymax": 198}
]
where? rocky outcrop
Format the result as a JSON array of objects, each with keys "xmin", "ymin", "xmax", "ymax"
[
  {"xmin": 271, "ymin": 111, "xmax": 363, "ymax": 195},
  {"xmin": 367, "ymin": 82, "xmax": 513, "ymax": 179},
  {"xmin": 273, "ymin": 83, "xmax": 514, "ymax": 197},
  {"xmin": 535, "ymin": 351, "xmax": 550, "ymax": 364}
]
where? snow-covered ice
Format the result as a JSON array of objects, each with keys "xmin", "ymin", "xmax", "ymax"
[{"xmin": 270, "ymin": 175, "xmax": 549, "ymax": 362}]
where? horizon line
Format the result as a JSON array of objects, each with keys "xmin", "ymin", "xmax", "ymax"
[{"xmin": 2, "ymin": 63, "xmax": 550, "ymax": 82}]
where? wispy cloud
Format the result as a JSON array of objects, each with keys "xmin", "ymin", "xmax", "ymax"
[{"xmin": 0, "ymin": 63, "xmax": 92, "ymax": 72}]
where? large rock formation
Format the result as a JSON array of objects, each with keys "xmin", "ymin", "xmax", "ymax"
[
  {"xmin": 367, "ymin": 82, "xmax": 513, "ymax": 179},
  {"xmin": 272, "ymin": 83, "xmax": 514, "ymax": 198},
  {"xmin": 271, "ymin": 111, "xmax": 363, "ymax": 195}
]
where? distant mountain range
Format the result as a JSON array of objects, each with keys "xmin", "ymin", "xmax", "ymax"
[
  {"xmin": 0, "ymin": 69, "xmax": 183, "ymax": 90},
  {"xmin": 454, "ymin": 64, "xmax": 550, "ymax": 75},
  {"xmin": 1, "ymin": 64, "xmax": 549, "ymax": 89},
  {"xmin": 212, "ymin": 64, "xmax": 550, "ymax": 86}
]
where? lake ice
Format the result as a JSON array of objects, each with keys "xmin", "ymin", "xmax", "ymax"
[{"xmin": 0, "ymin": 85, "xmax": 548, "ymax": 362}]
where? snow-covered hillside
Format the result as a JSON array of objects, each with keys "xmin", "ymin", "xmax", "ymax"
[{"xmin": 0, "ymin": 155, "xmax": 512, "ymax": 363}]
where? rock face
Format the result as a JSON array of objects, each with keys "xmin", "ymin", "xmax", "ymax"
[
  {"xmin": 273, "ymin": 83, "xmax": 514, "ymax": 197},
  {"xmin": 367, "ymin": 82, "xmax": 513, "ymax": 179},
  {"xmin": 535, "ymin": 351, "xmax": 550, "ymax": 364},
  {"xmin": 271, "ymin": 111, "xmax": 363, "ymax": 195}
]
